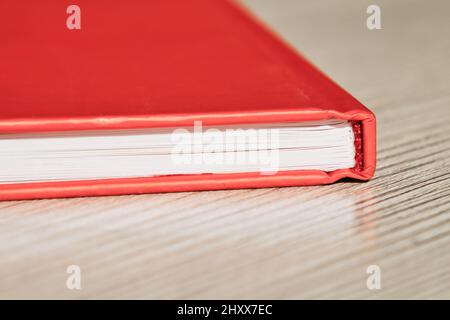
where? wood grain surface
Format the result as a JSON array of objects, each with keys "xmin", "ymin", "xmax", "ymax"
[{"xmin": 1, "ymin": 0, "xmax": 450, "ymax": 299}]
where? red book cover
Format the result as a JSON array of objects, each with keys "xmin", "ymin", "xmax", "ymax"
[{"xmin": 0, "ymin": 0, "xmax": 376, "ymax": 200}]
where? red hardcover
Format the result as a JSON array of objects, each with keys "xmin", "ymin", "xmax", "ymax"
[{"xmin": 0, "ymin": 0, "xmax": 376, "ymax": 200}]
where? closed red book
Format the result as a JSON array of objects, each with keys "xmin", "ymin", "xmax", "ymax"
[{"xmin": 0, "ymin": 0, "xmax": 375, "ymax": 201}]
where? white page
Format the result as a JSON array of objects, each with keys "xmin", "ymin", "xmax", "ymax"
[{"xmin": 0, "ymin": 120, "xmax": 355, "ymax": 183}]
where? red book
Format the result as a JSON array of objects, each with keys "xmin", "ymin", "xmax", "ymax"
[{"xmin": 0, "ymin": 0, "xmax": 376, "ymax": 201}]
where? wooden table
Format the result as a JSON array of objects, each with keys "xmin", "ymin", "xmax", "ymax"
[{"xmin": 1, "ymin": 0, "xmax": 449, "ymax": 299}]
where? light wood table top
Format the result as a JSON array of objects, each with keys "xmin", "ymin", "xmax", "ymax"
[{"xmin": 1, "ymin": 0, "xmax": 450, "ymax": 299}]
